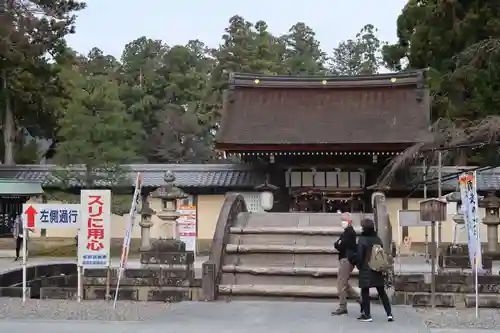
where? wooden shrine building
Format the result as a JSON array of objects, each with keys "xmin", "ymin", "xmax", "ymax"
[{"xmin": 215, "ymin": 71, "xmax": 430, "ymax": 213}]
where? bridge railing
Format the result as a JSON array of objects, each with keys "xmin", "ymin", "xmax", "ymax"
[{"xmin": 202, "ymin": 193, "xmax": 247, "ymax": 301}]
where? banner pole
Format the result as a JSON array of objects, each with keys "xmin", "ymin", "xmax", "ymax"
[
  {"xmin": 22, "ymin": 227, "xmax": 27, "ymax": 303},
  {"xmin": 475, "ymin": 237, "xmax": 479, "ymax": 318},
  {"xmin": 113, "ymin": 266, "xmax": 124, "ymax": 308},
  {"xmin": 113, "ymin": 172, "xmax": 142, "ymax": 309}
]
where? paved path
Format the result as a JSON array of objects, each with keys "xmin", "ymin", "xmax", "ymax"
[
  {"xmin": 0, "ymin": 301, "xmax": 430, "ymax": 333},
  {"xmin": 431, "ymin": 328, "xmax": 500, "ymax": 333}
]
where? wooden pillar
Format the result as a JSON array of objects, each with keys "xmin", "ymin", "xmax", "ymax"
[
  {"xmin": 269, "ymin": 168, "xmax": 289, "ymax": 212},
  {"xmin": 402, "ymin": 197, "xmax": 409, "ymax": 241}
]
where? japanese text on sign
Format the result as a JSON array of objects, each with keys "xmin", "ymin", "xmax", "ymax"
[
  {"xmin": 22, "ymin": 204, "xmax": 81, "ymax": 229},
  {"xmin": 78, "ymin": 190, "xmax": 111, "ymax": 268},
  {"xmin": 465, "ymin": 177, "xmax": 479, "ymax": 239},
  {"xmin": 40, "ymin": 208, "xmax": 78, "ymax": 224},
  {"xmin": 87, "ymin": 195, "xmax": 105, "ymax": 252},
  {"xmin": 458, "ymin": 172, "xmax": 482, "ymax": 270}
]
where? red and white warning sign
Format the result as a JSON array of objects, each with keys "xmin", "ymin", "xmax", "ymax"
[{"xmin": 176, "ymin": 205, "xmax": 197, "ymax": 252}]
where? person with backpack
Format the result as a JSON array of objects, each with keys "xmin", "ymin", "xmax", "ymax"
[{"xmin": 356, "ymin": 218, "xmax": 393, "ymax": 322}]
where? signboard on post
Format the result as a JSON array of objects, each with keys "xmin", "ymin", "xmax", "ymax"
[
  {"xmin": 176, "ymin": 205, "xmax": 197, "ymax": 252},
  {"xmin": 22, "ymin": 204, "xmax": 81, "ymax": 229},
  {"xmin": 22, "ymin": 203, "xmax": 81, "ymax": 303},
  {"xmin": 78, "ymin": 190, "xmax": 111, "ymax": 268}
]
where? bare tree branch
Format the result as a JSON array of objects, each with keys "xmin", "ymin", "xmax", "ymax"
[{"xmin": 376, "ymin": 116, "xmax": 500, "ymax": 188}]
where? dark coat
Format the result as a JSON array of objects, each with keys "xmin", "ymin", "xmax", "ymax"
[
  {"xmin": 334, "ymin": 225, "xmax": 357, "ymax": 263},
  {"xmin": 356, "ymin": 228, "xmax": 385, "ymax": 288}
]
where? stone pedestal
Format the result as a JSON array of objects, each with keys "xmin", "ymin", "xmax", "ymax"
[{"xmin": 480, "ymin": 193, "xmax": 500, "ymax": 253}]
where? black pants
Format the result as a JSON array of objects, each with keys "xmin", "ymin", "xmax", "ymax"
[
  {"xmin": 360, "ymin": 286, "xmax": 392, "ymax": 317},
  {"xmin": 15, "ymin": 236, "xmax": 23, "ymax": 258}
]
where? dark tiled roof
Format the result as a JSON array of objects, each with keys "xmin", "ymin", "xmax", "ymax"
[
  {"xmin": 216, "ymin": 72, "xmax": 430, "ymax": 147},
  {"xmin": 0, "ymin": 164, "xmax": 265, "ymax": 189},
  {"xmin": 395, "ymin": 167, "xmax": 500, "ymax": 192}
]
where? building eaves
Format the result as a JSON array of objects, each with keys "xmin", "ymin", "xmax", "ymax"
[
  {"xmin": 230, "ymin": 71, "xmax": 425, "ymax": 89},
  {"xmin": 0, "ymin": 164, "xmax": 263, "ymax": 189}
]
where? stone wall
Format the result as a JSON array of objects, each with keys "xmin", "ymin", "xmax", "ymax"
[
  {"xmin": 83, "ymin": 266, "xmax": 200, "ymax": 301},
  {"xmin": 83, "ymin": 243, "xmax": 199, "ymax": 302},
  {"xmin": 394, "ymin": 272, "xmax": 500, "ymax": 308}
]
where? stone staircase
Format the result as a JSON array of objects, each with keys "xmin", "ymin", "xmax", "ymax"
[{"xmin": 217, "ymin": 212, "xmax": 375, "ymax": 300}]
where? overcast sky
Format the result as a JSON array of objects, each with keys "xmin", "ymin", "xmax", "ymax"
[{"xmin": 66, "ymin": 0, "xmax": 408, "ymax": 59}]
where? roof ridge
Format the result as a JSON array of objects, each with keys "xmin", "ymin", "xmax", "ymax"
[
  {"xmin": 229, "ymin": 71, "xmax": 426, "ymax": 89},
  {"xmin": 231, "ymin": 71, "xmax": 424, "ymax": 81},
  {"xmin": 0, "ymin": 163, "xmax": 254, "ymax": 172}
]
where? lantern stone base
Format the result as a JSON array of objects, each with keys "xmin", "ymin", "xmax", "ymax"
[
  {"xmin": 394, "ymin": 272, "xmax": 500, "ymax": 307},
  {"xmin": 438, "ymin": 244, "xmax": 493, "ymax": 270},
  {"xmin": 139, "ymin": 238, "xmax": 188, "ymax": 264}
]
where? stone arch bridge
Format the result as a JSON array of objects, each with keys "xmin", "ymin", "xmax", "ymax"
[{"xmin": 201, "ymin": 192, "xmax": 393, "ymax": 301}]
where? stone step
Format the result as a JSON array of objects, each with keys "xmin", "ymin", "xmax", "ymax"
[
  {"xmin": 220, "ymin": 266, "xmax": 360, "ymax": 287},
  {"xmin": 218, "ymin": 284, "xmax": 377, "ymax": 299},
  {"xmin": 221, "ymin": 265, "xmax": 359, "ymax": 276},
  {"xmin": 224, "ymin": 253, "xmax": 341, "ymax": 268},
  {"xmin": 225, "ymin": 244, "xmax": 338, "ymax": 254},
  {"xmin": 229, "ymin": 226, "xmax": 361, "ymax": 235},
  {"xmin": 242, "ymin": 212, "xmax": 369, "ymax": 229},
  {"xmin": 228, "ymin": 233, "xmax": 339, "ymax": 247},
  {"xmin": 220, "ymin": 272, "xmax": 342, "ymax": 287}
]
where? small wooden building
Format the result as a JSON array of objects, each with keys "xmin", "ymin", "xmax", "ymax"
[{"xmin": 215, "ymin": 71, "xmax": 430, "ymax": 213}]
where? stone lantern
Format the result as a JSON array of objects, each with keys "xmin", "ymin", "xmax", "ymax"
[
  {"xmin": 451, "ymin": 202, "xmax": 465, "ymax": 226},
  {"xmin": 155, "ymin": 170, "xmax": 187, "ymax": 239},
  {"xmin": 140, "ymin": 170, "xmax": 191, "ymax": 265},
  {"xmin": 255, "ymin": 178, "xmax": 278, "ymax": 212},
  {"xmin": 480, "ymin": 192, "xmax": 500, "ymax": 253},
  {"xmin": 446, "ymin": 192, "xmax": 465, "ymax": 246}
]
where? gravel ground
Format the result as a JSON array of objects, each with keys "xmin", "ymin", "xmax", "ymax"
[
  {"xmin": 417, "ymin": 307, "xmax": 500, "ymax": 329},
  {"xmin": 0, "ymin": 298, "xmax": 170, "ymax": 321},
  {"xmin": 5, "ymin": 297, "xmax": 500, "ymax": 331}
]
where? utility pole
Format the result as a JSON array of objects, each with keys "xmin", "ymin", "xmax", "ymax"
[{"xmin": 423, "ymin": 159, "xmax": 429, "ymax": 263}]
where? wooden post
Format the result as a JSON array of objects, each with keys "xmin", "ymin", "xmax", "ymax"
[
  {"xmin": 419, "ymin": 198, "xmax": 447, "ymax": 309},
  {"xmin": 105, "ymin": 265, "xmax": 111, "ymax": 300}
]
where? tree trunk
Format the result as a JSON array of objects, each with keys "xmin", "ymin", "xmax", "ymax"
[
  {"xmin": 85, "ymin": 164, "xmax": 93, "ymax": 188},
  {"xmin": 2, "ymin": 71, "xmax": 14, "ymax": 165},
  {"xmin": 455, "ymin": 148, "xmax": 467, "ymax": 165}
]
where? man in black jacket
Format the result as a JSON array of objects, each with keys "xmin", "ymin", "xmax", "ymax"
[{"xmin": 331, "ymin": 213, "xmax": 358, "ymax": 315}]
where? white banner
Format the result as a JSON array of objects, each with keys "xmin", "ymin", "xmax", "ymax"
[
  {"xmin": 458, "ymin": 172, "xmax": 482, "ymax": 269},
  {"xmin": 78, "ymin": 190, "xmax": 111, "ymax": 268}
]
